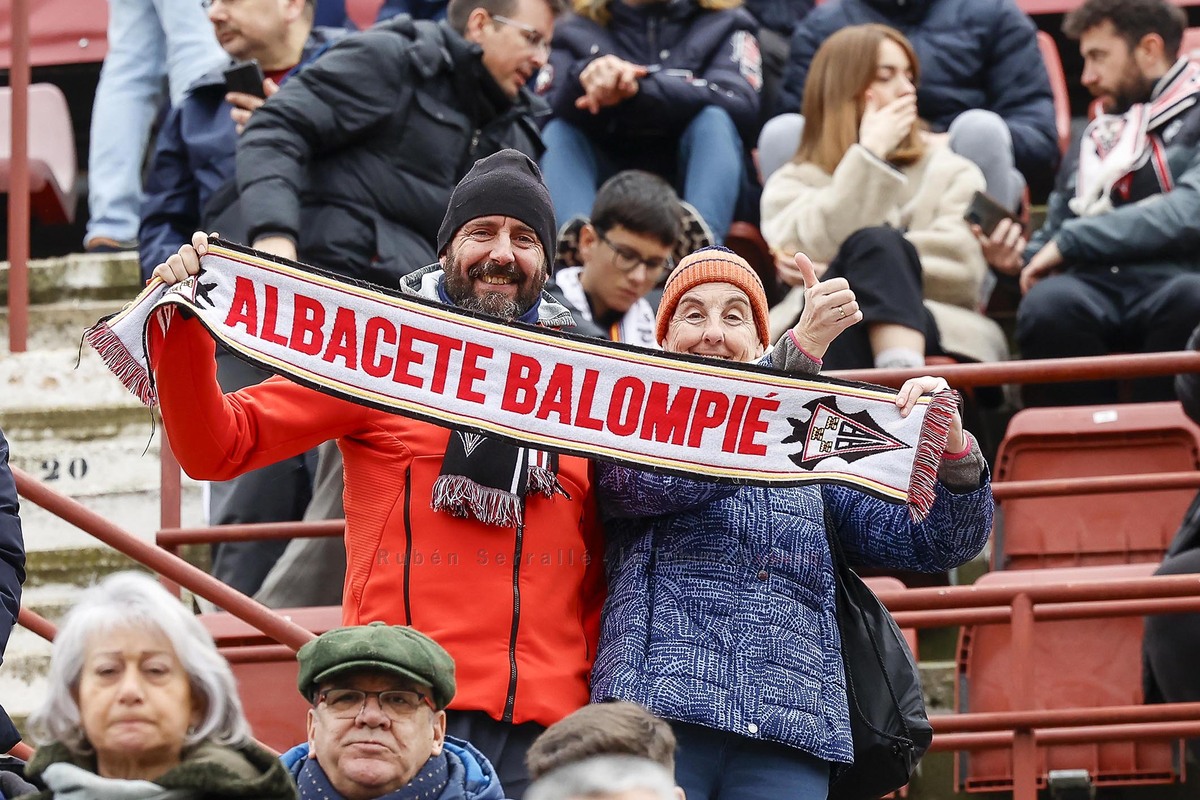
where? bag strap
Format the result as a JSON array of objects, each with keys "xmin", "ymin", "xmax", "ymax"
[{"xmin": 824, "ymin": 508, "xmax": 915, "ymax": 744}]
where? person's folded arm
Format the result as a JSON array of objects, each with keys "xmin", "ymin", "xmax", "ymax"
[
  {"xmin": 237, "ymin": 30, "xmax": 414, "ymax": 244},
  {"xmin": 903, "ymin": 155, "xmax": 988, "ymax": 309},
  {"xmin": 1056, "ymin": 150, "xmax": 1200, "ymax": 265},
  {"xmin": 618, "ymin": 27, "xmax": 761, "ymax": 142}
]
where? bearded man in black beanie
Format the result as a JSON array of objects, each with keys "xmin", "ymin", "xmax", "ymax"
[
  {"xmin": 408, "ymin": 149, "xmax": 561, "ymax": 322},
  {"xmin": 148, "ymin": 151, "xmax": 603, "ymax": 799}
]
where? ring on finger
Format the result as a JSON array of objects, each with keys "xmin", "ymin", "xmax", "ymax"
[{"xmin": 836, "ymin": 305, "xmax": 846, "ymax": 320}]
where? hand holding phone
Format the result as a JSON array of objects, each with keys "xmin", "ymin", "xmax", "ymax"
[
  {"xmin": 224, "ymin": 59, "xmax": 266, "ymax": 99},
  {"xmin": 967, "ymin": 191, "xmax": 1026, "ymax": 276},
  {"xmin": 963, "ymin": 190, "xmax": 1018, "ymax": 237}
]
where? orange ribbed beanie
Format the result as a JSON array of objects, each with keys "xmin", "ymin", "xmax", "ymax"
[{"xmin": 655, "ymin": 246, "xmax": 771, "ymax": 348}]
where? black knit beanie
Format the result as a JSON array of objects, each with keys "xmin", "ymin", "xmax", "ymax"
[{"xmin": 436, "ymin": 150, "xmax": 557, "ymax": 270}]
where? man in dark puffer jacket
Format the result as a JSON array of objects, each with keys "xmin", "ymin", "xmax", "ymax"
[
  {"xmin": 762, "ymin": 0, "xmax": 1058, "ymax": 211},
  {"xmin": 236, "ymin": 0, "xmax": 565, "ymax": 287}
]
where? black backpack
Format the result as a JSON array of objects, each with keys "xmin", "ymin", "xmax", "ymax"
[{"xmin": 826, "ymin": 513, "xmax": 933, "ymax": 800}]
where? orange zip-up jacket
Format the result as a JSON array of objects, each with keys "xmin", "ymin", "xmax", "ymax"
[{"xmin": 150, "ymin": 315, "xmax": 605, "ymax": 726}]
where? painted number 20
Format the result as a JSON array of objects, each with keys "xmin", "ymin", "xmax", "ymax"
[{"xmin": 40, "ymin": 458, "xmax": 88, "ymax": 481}]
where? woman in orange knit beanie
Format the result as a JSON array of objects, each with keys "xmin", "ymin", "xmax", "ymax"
[{"xmin": 590, "ymin": 245, "xmax": 991, "ymax": 800}]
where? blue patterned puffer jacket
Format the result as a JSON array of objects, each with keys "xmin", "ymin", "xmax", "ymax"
[{"xmin": 591, "ymin": 465, "xmax": 991, "ymax": 763}]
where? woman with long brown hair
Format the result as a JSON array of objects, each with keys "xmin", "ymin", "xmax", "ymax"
[{"xmin": 761, "ymin": 24, "xmax": 1007, "ymax": 370}]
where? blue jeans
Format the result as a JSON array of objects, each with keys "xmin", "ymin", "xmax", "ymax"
[
  {"xmin": 86, "ymin": 0, "xmax": 225, "ymax": 244},
  {"xmin": 540, "ymin": 105, "xmax": 744, "ymax": 243},
  {"xmin": 672, "ymin": 721, "xmax": 831, "ymax": 800}
]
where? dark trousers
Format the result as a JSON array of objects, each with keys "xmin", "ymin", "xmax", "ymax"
[
  {"xmin": 1016, "ymin": 270, "xmax": 1200, "ymax": 406},
  {"xmin": 1144, "ymin": 546, "xmax": 1200, "ymax": 760},
  {"xmin": 208, "ymin": 347, "xmax": 319, "ymax": 596},
  {"xmin": 819, "ymin": 226, "xmax": 941, "ymax": 371},
  {"xmin": 445, "ymin": 710, "xmax": 545, "ymax": 799},
  {"xmin": 673, "ymin": 721, "xmax": 831, "ymax": 800}
]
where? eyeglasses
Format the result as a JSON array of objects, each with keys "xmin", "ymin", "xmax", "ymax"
[
  {"xmin": 596, "ymin": 229, "xmax": 673, "ymax": 275},
  {"xmin": 316, "ymin": 688, "xmax": 435, "ymax": 719},
  {"xmin": 490, "ymin": 14, "xmax": 552, "ymax": 57}
]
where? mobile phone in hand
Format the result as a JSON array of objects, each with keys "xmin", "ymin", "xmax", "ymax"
[
  {"xmin": 963, "ymin": 190, "xmax": 1019, "ymax": 237},
  {"xmin": 223, "ymin": 59, "xmax": 266, "ymax": 99}
]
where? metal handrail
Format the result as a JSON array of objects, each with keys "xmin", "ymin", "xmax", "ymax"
[
  {"xmin": 157, "ymin": 519, "xmax": 344, "ymax": 551},
  {"xmin": 12, "ymin": 466, "xmax": 316, "ymax": 651},
  {"xmin": 991, "ymin": 470, "xmax": 1200, "ymax": 499},
  {"xmin": 868, "ymin": 573, "xmax": 1200, "ymax": 799},
  {"xmin": 151, "ymin": 471, "xmax": 1200, "ymax": 548},
  {"xmin": 828, "ymin": 349, "xmax": 1200, "ymax": 387},
  {"xmin": 876, "ymin": 571, "xmax": 1200, "ymax": 612},
  {"xmin": 17, "ymin": 606, "xmax": 56, "ymax": 641}
]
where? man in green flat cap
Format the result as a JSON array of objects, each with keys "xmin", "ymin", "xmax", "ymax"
[{"xmin": 283, "ymin": 621, "xmax": 505, "ymax": 800}]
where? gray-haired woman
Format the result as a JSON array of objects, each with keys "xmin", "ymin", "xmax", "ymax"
[{"xmin": 18, "ymin": 571, "xmax": 296, "ymax": 800}]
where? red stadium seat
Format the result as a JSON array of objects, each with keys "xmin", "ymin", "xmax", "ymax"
[
  {"xmin": 1036, "ymin": 32, "xmax": 1072, "ymax": 157},
  {"xmin": 0, "ymin": 83, "xmax": 78, "ymax": 224},
  {"xmin": 955, "ymin": 564, "xmax": 1184, "ymax": 792},
  {"xmin": 0, "ymin": 0, "xmax": 107, "ymax": 69},
  {"xmin": 201, "ymin": 606, "xmax": 342, "ymax": 753},
  {"xmin": 992, "ymin": 402, "xmax": 1200, "ymax": 570}
]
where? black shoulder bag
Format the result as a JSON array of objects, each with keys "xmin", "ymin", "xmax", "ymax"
[{"xmin": 825, "ymin": 511, "xmax": 933, "ymax": 800}]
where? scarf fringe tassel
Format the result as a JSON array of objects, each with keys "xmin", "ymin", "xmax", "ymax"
[
  {"xmin": 84, "ymin": 319, "xmax": 158, "ymax": 406},
  {"xmin": 431, "ymin": 475, "xmax": 523, "ymax": 528},
  {"xmin": 906, "ymin": 390, "xmax": 957, "ymax": 522},
  {"xmin": 528, "ymin": 465, "xmax": 569, "ymax": 500}
]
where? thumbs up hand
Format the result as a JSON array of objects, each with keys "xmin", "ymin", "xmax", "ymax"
[{"xmin": 787, "ymin": 251, "xmax": 860, "ymax": 360}]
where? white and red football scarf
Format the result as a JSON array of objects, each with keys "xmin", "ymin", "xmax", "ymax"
[
  {"xmin": 1072, "ymin": 58, "xmax": 1200, "ymax": 217},
  {"xmin": 86, "ymin": 241, "xmax": 957, "ymax": 520}
]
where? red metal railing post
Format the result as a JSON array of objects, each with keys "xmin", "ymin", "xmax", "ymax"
[
  {"xmin": 159, "ymin": 433, "xmax": 183, "ymax": 597},
  {"xmin": 160, "ymin": 434, "xmax": 181, "ymax": 531},
  {"xmin": 1011, "ymin": 592, "xmax": 1038, "ymax": 800},
  {"xmin": 7, "ymin": 0, "xmax": 31, "ymax": 352}
]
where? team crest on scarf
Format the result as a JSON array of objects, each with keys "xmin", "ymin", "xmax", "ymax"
[{"xmin": 783, "ymin": 397, "xmax": 908, "ymax": 470}]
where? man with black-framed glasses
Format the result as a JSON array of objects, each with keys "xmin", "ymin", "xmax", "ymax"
[
  {"xmin": 548, "ymin": 170, "xmax": 706, "ymax": 347},
  {"xmin": 284, "ymin": 621, "xmax": 506, "ymax": 800}
]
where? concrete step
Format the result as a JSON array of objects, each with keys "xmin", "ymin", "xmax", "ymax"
[
  {"xmin": 0, "ymin": 297, "xmax": 131, "ymax": 352},
  {"xmin": 921, "ymin": 660, "xmax": 955, "ymax": 713},
  {"xmin": 0, "ymin": 251, "xmax": 217, "ymax": 737},
  {"xmin": 0, "ymin": 347, "xmax": 145, "ymax": 414},
  {"xmin": 0, "ymin": 347, "xmax": 206, "ymax": 549},
  {"xmin": 0, "ymin": 251, "xmax": 141, "ymax": 306}
]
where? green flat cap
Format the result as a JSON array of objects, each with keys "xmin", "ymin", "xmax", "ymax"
[{"xmin": 297, "ymin": 622, "xmax": 456, "ymax": 710}]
